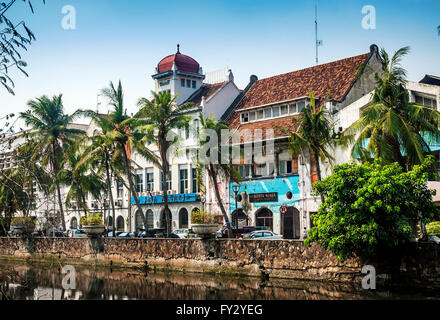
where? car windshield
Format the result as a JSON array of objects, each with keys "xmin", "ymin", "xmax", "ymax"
[{"xmin": 75, "ymin": 230, "xmax": 85, "ymax": 234}]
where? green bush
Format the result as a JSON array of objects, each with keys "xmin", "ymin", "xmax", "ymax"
[
  {"xmin": 427, "ymin": 221, "xmax": 440, "ymax": 236},
  {"xmin": 307, "ymin": 156, "xmax": 440, "ymax": 261},
  {"xmin": 11, "ymin": 216, "xmax": 36, "ymax": 226},
  {"xmin": 191, "ymin": 208, "xmax": 216, "ymax": 224},
  {"xmin": 80, "ymin": 213, "xmax": 104, "ymax": 226}
]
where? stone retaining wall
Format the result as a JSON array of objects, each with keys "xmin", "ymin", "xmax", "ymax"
[{"xmin": 0, "ymin": 237, "xmax": 438, "ymax": 284}]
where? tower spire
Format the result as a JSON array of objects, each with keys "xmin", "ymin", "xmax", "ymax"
[{"xmin": 177, "ymin": 44, "xmax": 180, "ymax": 53}]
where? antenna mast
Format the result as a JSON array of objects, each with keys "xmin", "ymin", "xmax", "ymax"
[{"xmin": 315, "ymin": 3, "xmax": 322, "ymax": 65}]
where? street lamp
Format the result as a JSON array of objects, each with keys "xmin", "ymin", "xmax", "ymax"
[{"xmin": 232, "ymin": 184, "xmax": 240, "ymax": 227}]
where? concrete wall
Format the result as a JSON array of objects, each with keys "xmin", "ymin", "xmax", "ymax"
[{"xmin": 1, "ymin": 237, "xmax": 439, "ymax": 285}]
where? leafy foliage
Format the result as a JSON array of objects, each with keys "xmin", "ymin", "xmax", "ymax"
[
  {"xmin": 342, "ymin": 46, "xmax": 440, "ymax": 168},
  {"xmin": 306, "ymin": 156, "xmax": 440, "ymax": 261},
  {"xmin": 0, "ymin": 0, "xmax": 45, "ymax": 95},
  {"xmin": 427, "ymin": 221, "xmax": 440, "ymax": 236},
  {"xmin": 80, "ymin": 213, "xmax": 104, "ymax": 226},
  {"xmin": 11, "ymin": 216, "xmax": 35, "ymax": 226},
  {"xmin": 190, "ymin": 208, "xmax": 216, "ymax": 224}
]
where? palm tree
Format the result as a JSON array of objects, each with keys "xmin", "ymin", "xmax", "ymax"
[
  {"xmin": 100, "ymin": 81, "xmax": 159, "ymax": 229},
  {"xmin": 76, "ymin": 112, "xmax": 126, "ymax": 236},
  {"xmin": 342, "ymin": 46, "xmax": 440, "ymax": 169},
  {"xmin": 283, "ymin": 90, "xmax": 333, "ymax": 202},
  {"xmin": 57, "ymin": 143, "xmax": 104, "ymax": 217},
  {"xmin": 135, "ymin": 91, "xmax": 193, "ymax": 236},
  {"xmin": 195, "ymin": 112, "xmax": 241, "ymax": 238},
  {"xmin": 19, "ymin": 95, "xmax": 87, "ymax": 231}
]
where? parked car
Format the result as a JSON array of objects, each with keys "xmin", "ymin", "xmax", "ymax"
[
  {"xmin": 117, "ymin": 232, "xmax": 136, "ymax": 238},
  {"xmin": 162, "ymin": 232, "xmax": 180, "ymax": 239},
  {"xmin": 217, "ymin": 225, "xmax": 265, "ymax": 238},
  {"xmin": 31, "ymin": 230, "xmax": 45, "ymax": 237},
  {"xmin": 429, "ymin": 235, "xmax": 440, "ymax": 244},
  {"xmin": 47, "ymin": 231, "xmax": 66, "ymax": 238},
  {"xmin": 246, "ymin": 230, "xmax": 283, "ymax": 240},
  {"xmin": 106, "ymin": 231, "xmax": 123, "ymax": 237},
  {"xmin": 173, "ymin": 228, "xmax": 197, "ymax": 239},
  {"xmin": 138, "ymin": 228, "xmax": 165, "ymax": 238},
  {"xmin": 66, "ymin": 229, "xmax": 87, "ymax": 238}
]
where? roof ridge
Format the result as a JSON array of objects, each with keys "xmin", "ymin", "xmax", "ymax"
[{"xmin": 256, "ymin": 52, "xmax": 370, "ymax": 83}]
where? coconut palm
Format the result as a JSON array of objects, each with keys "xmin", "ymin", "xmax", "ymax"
[
  {"xmin": 135, "ymin": 91, "xmax": 193, "ymax": 236},
  {"xmin": 76, "ymin": 112, "xmax": 126, "ymax": 235},
  {"xmin": 284, "ymin": 90, "xmax": 333, "ymax": 203},
  {"xmin": 195, "ymin": 112, "xmax": 241, "ymax": 238},
  {"xmin": 19, "ymin": 94, "xmax": 88, "ymax": 231},
  {"xmin": 57, "ymin": 143, "xmax": 105, "ymax": 217},
  {"xmin": 100, "ymin": 81, "xmax": 159, "ymax": 229},
  {"xmin": 342, "ymin": 46, "xmax": 440, "ymax": 169}
]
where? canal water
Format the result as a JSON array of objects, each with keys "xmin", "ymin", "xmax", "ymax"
[{"xmin": 0, "ymin": 262, "xmax": 439, "ymax": 300}]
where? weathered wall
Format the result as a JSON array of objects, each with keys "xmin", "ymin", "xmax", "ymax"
[{"xmin": 0, "ymin": 237, "xmax": 438, "ymax": 284}]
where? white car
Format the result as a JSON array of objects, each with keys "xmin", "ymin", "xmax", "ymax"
[
  {"xmin": 67, "ymin": 229, "xmax": 87, "ymax": 238},
  {"xmin": 247, "ymin": 230, "xmax": 283, "ymax": 240},
  {"xmin": 173, "ymin": 228, "xmax": 197, "ymax": 239}
]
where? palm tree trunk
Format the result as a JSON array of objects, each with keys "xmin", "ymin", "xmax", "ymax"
[
  {"xmin": 209, "ymin": 163, "xmax": 232, "ymax": 238},
  {"xmin": 158, "ymin": 139, "xmax": 171, "ymax": 236},
  {"xmin": 313, "ymin": 152, "xmax": 325, "ymax": 204},
  {"xmin": 51, "ymin": 143, "xmax": 66, "ymax": 231},
  {"xmin": 80, "ymin": 192, "xmax": 88, "ymax": 216},
  {"xmin": 105, "ymin": 156, "xmax": 117, "ymax": 236},
  {"xmin": 120, "ymin": 142, "xmax": 146, "ymax": 229}
]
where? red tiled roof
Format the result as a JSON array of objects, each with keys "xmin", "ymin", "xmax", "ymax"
[
  {"xmin": 226, "ymin": 51, "xmax": 371, "ymax": 141},
  {"xmin": 185, "ymin": 82, "xmax": 226, "ymax": 107}
]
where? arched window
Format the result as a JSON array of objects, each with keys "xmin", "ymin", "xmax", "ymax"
[
  {"xmin": 70, "ymin": 217, "xmax": 78, "ymax": 229},
  {"xmin": 106, "ymin": 216, "xmax": 113, "ymax": 228},
  {"xmin": 116, "ymin": 216, "xmax": 125, "ymax": 232},
  {"xmin": 178, "ymin": 208, "xmax": 189, "ymax": 229},
  {"xmin": 146, "ymin": 209, "xmax": 154, "ymax": 229},
  {"xmin": 232, "ymin": 209, "xmax": 248, "ymax": 227},
  {"xmin": 135, "ymin": 210, "xmax": 145, "ymax": 229},
  {"xmin": 255, "ymin": 207, "xmax": 273, "ymax": 231},
  {"xmin": 160, "ymin": 209, "xmax": 172, "ymax": 230}
]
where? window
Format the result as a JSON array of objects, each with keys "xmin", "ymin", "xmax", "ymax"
[
  {"xmin": 279, "ymin": 160, "xmax": 293, "ymax": 175},
  {"xmin": 116, "ymin": 180, "xmax": 123, "ymax": 198},
  {"xmin": 297, "ymin": 101, "xmax": 306, "ymax": 113},
  {"xmin": 264, "ymin": 108, "xmax": 272, "ymax": 119},
  {"xmin": 257, "ymin": 110, "xmax": 264, "ymax": 120},
  {"xmin": 135, "ymin": 169, "xmax": 143, "ymax": 193},
  {"xmin": 186, "ymin": 79, "xmax": 191, "ymax": 87},
  {"xmin": 185, "ymin": 124, "xmax": 190, "ymax": 139},
  {"xmin": 241, "ymin": 113, "xmax": 249, "ymax": 123},
  {"xmin": 192, "ymin": 166, "xmax": 199, "ymax": 193},
  {"xmin": 238, "ymin": 165, "xmax": 251, "ymax": 178},
  {"xmin": 181, "ymin": 79, "xmax": 185, "ymax": 87},
  {"xmin": 415, "ymin": 94, "xmax": 437, "ymax": 108},
  {"xmin": 272, "ymin": 106, "xmax": 280, "ymax": 117},
  {"xmin": 145, "ymin": 168, "xmax": 154, "ymax": 192},
  {"xmin": 192, "ymin": 80, "xmax": 196, "ymax": 88},
  {"xmin": 179, "ymin": 165, "xmax": 188, "ymax": 193},
  {"xmin": 192, "ymin": 119, "xmax": 200, "ymax": 138},
  {"xmin": 160, "ymin": 171, "xmax": 172, "ymax": 191},
  {"xmin": 289, "ymin": 103, "xmax": 297, "ymax": 114},
  {"xmin": 249, "ymin": 111, "xmax": 256, "ymax": 121},
  {"xmin": 281, "ymin": 105, "xmax": 289, "ymax": 115}
]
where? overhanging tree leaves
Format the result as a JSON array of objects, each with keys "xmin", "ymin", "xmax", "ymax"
[
  {"xmin": 306, "ymin": 156, "xmax": 440, "ymax": 261},
  {"xmin": 1, "ymin": 0, "xmax": 45, "ymax": 95}
]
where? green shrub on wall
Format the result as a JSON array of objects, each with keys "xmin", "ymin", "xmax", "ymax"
[
  {"xmin": 191, "ymin": 208, "xmax": 216, "ymax": 224},
  {"xmin": 427, "ymin": 222, "xmax": 440, "ymax": 236},
  {"xmin": 306, "ymin": 156, "xmax": 440, "ymax": 261},
  {"xmin": 80, "ymin": 213, "xmax": 104, "ymax": 226}
]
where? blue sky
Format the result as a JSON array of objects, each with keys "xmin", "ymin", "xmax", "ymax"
[{"xmin": 2, "ymin": 0, "xmax": 439, "ymax": 122}]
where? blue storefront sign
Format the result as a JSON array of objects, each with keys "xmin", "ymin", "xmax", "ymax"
[
  {"xmin": 229, "ymin": 175, "xmax": 300, "ymax": 214},
  {"xmin": 131, "ymin": 193, "xmax": 200, "ymax": 205}
]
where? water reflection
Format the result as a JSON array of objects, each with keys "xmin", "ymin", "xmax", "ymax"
[{"xmin": 0, "ymin": 262, "xmax": 439, "ymax": 300}]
